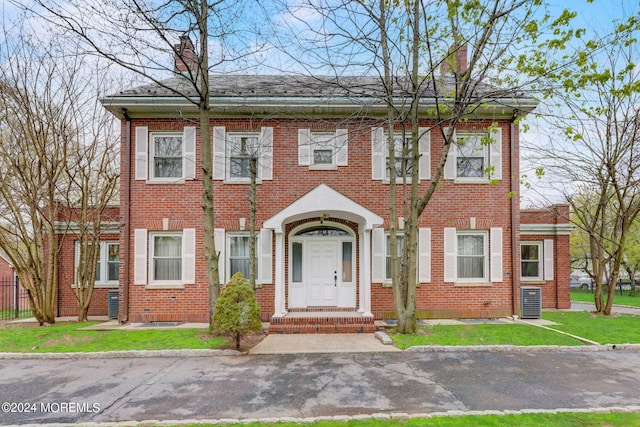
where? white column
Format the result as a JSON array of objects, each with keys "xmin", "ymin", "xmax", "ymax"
[
  {"xmin": 273, "ymin": 231, "xmax": 287, "ymax": 317},
  {"xmin": 359, "ymin": 228, "xmax": 373, "ymax": 317}
]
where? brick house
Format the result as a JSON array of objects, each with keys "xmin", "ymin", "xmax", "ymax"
[
  {"xmin": 90, "ymin": 49, "xmax": 572, "ymax": 331},
  {"xmin": 55, "ymin": 204, "xmax": 120, "ymax": 317}
]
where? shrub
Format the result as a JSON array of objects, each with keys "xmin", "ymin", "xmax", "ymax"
[{"xmin": 212, "ymin": 272, "xmax": 262, "ymax": 350}]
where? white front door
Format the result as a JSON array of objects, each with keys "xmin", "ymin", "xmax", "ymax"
[{"xmin": 307, "ymin": 240, "xmax": 338, "ymax": 306}]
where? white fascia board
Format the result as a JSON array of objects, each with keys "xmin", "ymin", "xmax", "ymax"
[{"xmin": 520, "ymin": 223, "xmax": 575, "ymax": 236}]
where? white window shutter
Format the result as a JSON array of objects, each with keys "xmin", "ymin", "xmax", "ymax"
[
  {"xmin": 183, "ymin": 126, "xmax": 196, "ymax": 180},
  {"xmin": 544, "ymin": 239, "xmax": 554, "ymax": 280},
  {"xmin": 371, "ymin": 127, "xmax": 384, "ymax": 180},
  {"xmin": 135, "ymin": 127, "xmax": 148, "ymax": 181},
  {"xmin": 335, "ymin": 128, "xmax": 348, "ymax": 166},
  {"xmin": 259, "ymin": 229, "xmax": 273, "ymax": 284},
  {"xmin": 214, "ymin": 228, "xmax": 226, "ymax": 284},
  {"xmin": 213, "ymin": 126, "xmax": 226, "ymax": 180},
  {"xmin": 260, "ymin": 127, "xmax": 274, "ymax": 180},
  {"xmin": 490, "ymin": 227, "xmax": 503, "ymax": 282},
  {"xmin": 418, "ymin": 127, "xmax": 431, "ymax": 180},
  {"xmin": 443, "ymin": 228, "xmax": 457, "ymax": 282},
  {"xmin": 298, "ymin": 129, "xmax": 311, "ymax": 166},
  {"xmin": 418, "ymin": 228, "xmax": 431, "ymax": 283},
  {"xmin": 489, "ymin": 127, "xmax": 502, "ymax": 180},
  {"xmin": 444, "ymin": 133, "xmax": 457, "ymax": 180},
  {"xmin": 134, "ymin": 229, "xmax": 148, "ymax": 284},
  {"xmin": 371, "ymin": 228, "xmax": 385, "ymax": 282},
  {"xmin": 182, "ymin": 228, "xmax": 196, "ymax": 284}
]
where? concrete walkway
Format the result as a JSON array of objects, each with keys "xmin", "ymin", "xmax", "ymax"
[{"xmin": 249, "ymin": 333, "xmax": 401, "ymax": 354}]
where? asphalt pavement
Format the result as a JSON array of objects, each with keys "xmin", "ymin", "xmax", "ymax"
[{"xmin": 1, "ymin": 348, "xmax": 640, "ymax": 425}]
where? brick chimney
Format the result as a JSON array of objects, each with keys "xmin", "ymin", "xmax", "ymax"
[
  {"xmin": 440, "ymin": 45, "xmax": 468, "ymax": 75},
  {"xmin": 174, "ymin": 35, "xmax": 198, "ymax": 73}
]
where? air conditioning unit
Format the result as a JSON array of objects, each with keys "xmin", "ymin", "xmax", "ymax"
[{"xmin": 520, "ymin": 286, "xmax": 541, "ymax": 319}]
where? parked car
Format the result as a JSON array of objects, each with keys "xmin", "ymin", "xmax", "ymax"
[{"xmin": 570, "ymin": 275, "xmax": 593, "ymax": 290}]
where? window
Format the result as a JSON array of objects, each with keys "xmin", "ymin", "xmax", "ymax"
[
  {"xmin": 521, "ymin": 242, "xmax": 543, "ymax": 280},
  {"xmin": 456, "ymin": 132, "xmax": 486, "ymax": 178},
  {"xmin": 443, "ymin": 127, "xmax": 502, "ymax": 181},
  {"xmin": 228, "ymin": 234, "xmax": 257, "ymax": 280},
  {"xmin": 151, "ymin": 134, "xmax": 183, "ymax": 179},
  {"xmin": 75, "ymin": 241, "xmax": 119, "ymax": 286},
  {"xmin": 457, "ymin": 232, "xmax": 487, "ymax": 281},
  {"xmin": 151, "ymin": 234, "xmax": 182, "ymax": 282},
  {"xmin": 213, "ymin": 127, "xmax": 273, "ymax": 182},
  {"xmin": 371, "ymin": 127, "xmax": 430, "ymax": 181},
  {"xmin": 386, "ymin": 133, "xmax": 413, "ymax": 178},
  {"xmin": 298, "ymin": 129, "xmax": 348, "ymax": 168},
  {"xmin": 385, "ymin": 234, "xmax": 405, "ymax": 280},
  {"xmin": 444, "ymin": 227, "xmax": 502, "ymax": 284},
  {"xmin": 228, "ymin": 134, "xmax": 259, "ymax": 179}
]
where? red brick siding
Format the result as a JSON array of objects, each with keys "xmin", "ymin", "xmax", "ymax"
[{"xmin": 121, "ymin": 117, "xmax": 523, "ymax": 321}]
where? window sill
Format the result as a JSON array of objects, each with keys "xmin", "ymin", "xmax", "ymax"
[
  {"xmin": 521, "ymin": 279, "xmax": 545, "ymax": 284},
  {"xmin": 453, "ymin": 178, "xmax": 491, "ymax": 184},
  {"xmin": 146, "ymin": 179, "xmax": 186, "ymax": 185},
  {"xmin": 454, "ymin": 281, "xmax": 492, "ymax": 287},
  {"xmin": 145, "ymin": 283, "xmax": 186, "ymax": 290},
  {"xmin": 309, "ymin": 164, "xmax": 337, "ymax": 171},
  {"xmin": 223, "ymin": 179, "xmax": 263, "ymax": 185},
  {"xmin": 71, "ymin": 283, "xmax": 119, "ymax": 289}
]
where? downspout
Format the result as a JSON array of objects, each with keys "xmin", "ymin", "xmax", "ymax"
[
  {"xmin": 121, "ymin": 108, "xmax": 131, "ymax": 323},
  {"xmin": 510, "ymin": 112, "xmax": 520, "ymax": 317}
]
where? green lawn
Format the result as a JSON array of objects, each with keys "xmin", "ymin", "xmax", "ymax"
[
  {"xmin": 543, "ymin": 310, "xmax": 640, "ymax": 345},
  {"xmin": 0, "ymin": 322, "xmax": 228, "ymax": 353},
  {"xmin": 393, "ymin": 322, "xmax": 582, "ymax": 349},
  {"xmin": 392, "ymin": 310, "xmax": 640, "ymax": 349},
  {"xmin": 571, "ymin": 289, "xmax": 640, "ymax": 307},
  {"xmin": 190, "ymin": 411, "xmax": 640, "ymax": 426}
]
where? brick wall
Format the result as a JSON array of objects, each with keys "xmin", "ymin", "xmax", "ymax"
[
  {"xmin": 520, "ymin": 205, "xmax": 571, "ymax": 310},
  {"xmin": 122, "ymin": 117, "xmax": 522, "ymax": 321}
]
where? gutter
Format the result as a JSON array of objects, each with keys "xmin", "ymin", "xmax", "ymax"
[
  {"xmin": 101, "ymin": 96, "xmax": 539, "ymax": 118},
  {"xmin": 121, "ymin": 109, "xmax": 131, "ymax": 323},
  {"xmin": 510, "ymin": 115, "xmax": 520, "ymax": 317}
]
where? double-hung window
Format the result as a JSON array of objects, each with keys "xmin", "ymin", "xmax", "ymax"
[
  {"xmin": 228, "ymin": 234, "xmax": 257, "ymax": 281},
  {"xmin": 151, "ymin": 134, "xmax": 183, "ymax": 179},
  {"xmin": 75, "ymin": 241, "xmax": 119, "ymax": 287},
  {"xmin": 134, "ymin": 229, "xmax": 195, "ymax": 288},
  {"xmin": 521, "ymin": 242, "xmax": 543, "ymax": 280},
  {"xmin": 228, "ymin": 134, "xmax": 259, "ymax": 179},
  {"xmin": 151, "ymin": 233, "xmax": 182, "ymax": 283},
  {"xmin": 385, "ymin": 233, "xmax": 405, "ymax": 280},
  {"xmin": 371, "ymin": 127, "xmax": 430, "ymax": 181},
  {"xmin": 444, "ymin": 227, "xmax": 502, "ymax": 284},
  {"xmin": 213, "ymin": 127, "xmax": 273, "ymax": 182},
  {"xmin": 456, "ymin": 232, "xmax": 487, "ymax": 281},
  {"xmin": 298, "ymin": 129, "xmax": 348, "ymax": 169},
  {"xmin": 386, "ymin": 133, "xmax": 413, "ymax": 179},
  {"xmin": 456, "ymin": 132, "xmax": 486, "ymax": 179},
  {"xmin": 443, "ymin": 127, "xmax": 502, "ymax": 182}
]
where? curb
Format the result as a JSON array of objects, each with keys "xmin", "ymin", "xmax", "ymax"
[
  {"xmin": 2, "ymin": 343, "xmax": 640, "ymax": 359},
  {"xmin": 2, "ymin": 406, "xmax": 640, "ymax": 427},
  {"xmin": 0, "ymin": 349, "xmax": 241, "ymax": 360}
]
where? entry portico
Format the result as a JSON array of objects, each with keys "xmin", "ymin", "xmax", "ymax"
[{"xmin": 263, "ymin": 184, "xmax": 383, "ymax": 318}]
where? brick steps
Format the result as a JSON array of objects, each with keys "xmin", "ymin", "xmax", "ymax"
[{"xmin": 269, "ymin": 310, "xmax": 375, "ymax": 334}]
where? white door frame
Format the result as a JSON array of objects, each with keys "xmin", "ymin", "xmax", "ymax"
[{"xmin": 288, "ymin": 223, "xmax": 356, "ymax": 308}]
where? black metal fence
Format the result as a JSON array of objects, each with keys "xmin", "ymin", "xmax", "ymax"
[{"xmin": 0, "ymin": 276, "xmax": 31, "ymax": 321}]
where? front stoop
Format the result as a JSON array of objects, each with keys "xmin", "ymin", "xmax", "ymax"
[{"xmin": 269, "ymin": 309, "xmax": 376, "ymax": 334}]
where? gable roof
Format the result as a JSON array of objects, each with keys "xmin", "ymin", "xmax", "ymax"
[{"xmin": 101, "ymin": 74, "xmax": 537, "ymax": 119}]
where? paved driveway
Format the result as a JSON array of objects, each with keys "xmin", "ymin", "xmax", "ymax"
[{"xmin": 2, "ymin": 349, "xmax": 640, "ymax": 425}]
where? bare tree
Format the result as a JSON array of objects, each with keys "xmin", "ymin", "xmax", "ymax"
[
  {"xmin": 0, "ymin": 29, "xmax": 119, "ymax": 324},
  {"xmin": 524, "ymin": 19, "xmax": 640, "ymax": 314},
  {"xmin": 18, "ymin": 0, "xmax": 268, "ymax": 320},
  {"xmin": 276, "ymin": 0, "xmax": 571, "ymax": 333}
]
